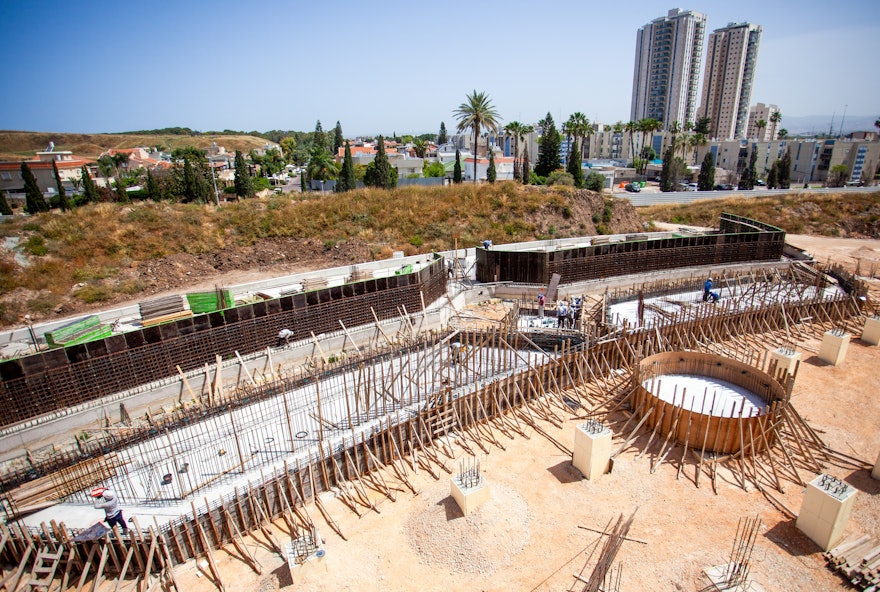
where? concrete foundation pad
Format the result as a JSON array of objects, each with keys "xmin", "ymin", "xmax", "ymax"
[
  {"xmin": 450, "ymin": 477, "xmax": 490, "ymax": 516},
  {"xmin": 768, "ymin": 348, "xmax": 801, "ymax": 376},
  {"xmin": 862, "ymin": 316, "xmax": 880, "ymax": 346},
  {"xmin": 818, "ymin": 331, "xmax": 851, "ymax": 366},
  {"xmin": 572, "ymin": 422, "xmax": 612, "ymax": 481},
  {"xmin": 796, "ymin": 474, "xmax": 857, "ymax": 551}
]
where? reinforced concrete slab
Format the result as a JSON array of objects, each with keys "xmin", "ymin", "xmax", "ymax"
[{"xmin": 641, "ymin": 375, "xmax": 766, "ymax": 417}]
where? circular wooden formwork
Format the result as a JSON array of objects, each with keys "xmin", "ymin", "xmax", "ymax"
[{"xmin": 631, "ymin": 351, "xmax": 787, "ymax": 455}]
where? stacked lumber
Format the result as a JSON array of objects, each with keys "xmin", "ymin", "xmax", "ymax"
[
  {"xmin": 44, "ymin": 316, "xmax": 111, "ymax": 347},
  {"xmin": 2, "ymin": 454, "xmax": 119, "ymax": 518},
  {"xmin": 825, "ymin": 534, "xmax": 880, "ymax": 589},
  {"xmin": 139, "ymin": 295, "xmax": 186, "ymax": 321},
  {"xmin": 141, "ymin": 310, "xmax": 192, "ymax": 327},
  {"xmin": 301, "ymin": 277, "xmax": 327, "ymax": 291},
  {"xmin": 186, "ymin": 288, "xmax": 234, "ymax": 314}
]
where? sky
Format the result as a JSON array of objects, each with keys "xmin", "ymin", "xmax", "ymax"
[{"xmin": 1, "ymin": 0, "xmax": 877, "ymax": 136}]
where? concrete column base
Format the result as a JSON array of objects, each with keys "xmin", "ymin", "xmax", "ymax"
[
  {"xmin": 572, "ymin": 421, "xmax": 612, "ymax": 481},
  {"xmin": 451, "ymin": 477, "xmax": 490, "ymax": 516},
  {"xmin": 872, "ymin": 451, "xmax": 880, "ymax": 481},
  {"xmin": 818, "ymin": 331, "xmax": 851, "ymax": 366},
  {"xmin": 768, "ymin": 348, "xmax": 801, "ymax": 376},
  {"xmin": 796, "ymin": 474, "xmax": 857, "ymax": 551},
  {"xmin": 861, "ymin": 316, "xmax": 880, "ymax": 346}
]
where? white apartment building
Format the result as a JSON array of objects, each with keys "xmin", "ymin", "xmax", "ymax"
[
  {"xmin": 746, "ymin": 103, "xmax": 781, "ymax": 141},
  {"xmin": 698, "ymin": 21, "xmax": 762, "ymax": 140},
  {"xmin": 631, "ymin": 8, "xmax": 707, "ymax": 128}
]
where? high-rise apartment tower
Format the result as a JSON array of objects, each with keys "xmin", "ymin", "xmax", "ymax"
[
  {"xmin": 698, "ymin": 22, "xmax": 762, "ymax": 140},
  {"xmin": 630, "ymin": 8, "xmax": 707, "ymax": 127}
]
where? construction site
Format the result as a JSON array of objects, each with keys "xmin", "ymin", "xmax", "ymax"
[{"xmin": 0, "ymin": 213, "xmax": 879, "ymax": 592}]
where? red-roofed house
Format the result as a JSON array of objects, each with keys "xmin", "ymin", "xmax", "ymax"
[{"xmin": 0, "ymin": 150, "xmax": 91, "ymax": 197}]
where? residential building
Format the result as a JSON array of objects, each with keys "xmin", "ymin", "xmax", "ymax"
[
  {"xmin": 631, "ymin": 8, "xmax": 707, "ymax": 127},
  {"xmin": 698, "ymin": 22, "xmax": 762, "ymax": 140},
  {"xmin": 0, "ymin": 150, "xmax": 90, "ymax": 197},
  {"xmin": 746, "ymin": 103, "xmax": 780, "ymax": 141}
]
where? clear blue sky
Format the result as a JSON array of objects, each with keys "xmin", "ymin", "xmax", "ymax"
[{"xmin": 1, "ymin": 0, "xmax": 877, "ymax": 136}]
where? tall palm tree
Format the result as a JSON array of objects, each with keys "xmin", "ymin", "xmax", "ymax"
[
  {"xmin": 454, "ymin": 90, "xmax": 501, "ymax": 183},
  {"xmin": 755, "ymin": 119, "xmax": 767, "ymax": 140},
  {"xmin": 668, "ymin": 121, "xmax": 681, "ymax": 159},
  {"xmin": 568, "ymin": 112, "xmax": 590, "ymax": 159},
  {"xmin": 504, "ymin": 121, "xmax": 528, "ymax": 181},
  {"xmin": 624, "ymin": 121, "xmax": 637, "ymax": 164},
  {"xmin": 689, "ymin": 133, "xmax": 707, "ymax": 165},
  {"xmin": 612, "ymin": 121, "xmax": 625, "ymax": 159},
  {"xmin": 875, "ymin": 117, "xmax": 880, "ymax": 134},
  {"xmin": 769, "ymin": 111, "xmax": 782, "ymax": 140}
]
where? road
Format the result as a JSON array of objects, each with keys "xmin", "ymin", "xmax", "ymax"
[{"xmin": 619, "ymin": 185, "xmax": 877, "ymax": 207}]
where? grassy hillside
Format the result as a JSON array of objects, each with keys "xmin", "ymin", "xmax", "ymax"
[
  {"xmin": 639, "ymin": 190, "xmax": 880, "ymax": 237},
  {"xmin": 0, "ymin": 183, "xmax": 638, "ymax": 326},
  {"xmin": 0, "ymin": 131, "xmax": 273, "ymax": 160}
]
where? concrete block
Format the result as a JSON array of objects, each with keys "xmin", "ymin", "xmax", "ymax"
[
  {"xmin": 450, "ymin": 476, "xmax": 490, "ymax": 516},
  {"xmin": 818, "ymin": 331, "xmax": 850, "ymax": 366},
  {"xmin": 572, "ymin": 421, "xmax": 612, "ymax": 481},
  {"xmin": 768, "ymin": 348, "xmax": 801, "ymax": 376},
  {"xmin": 872, "ymin": 451, "xmax": 880, "ymax": 481},
  {"xmin": 861, "ymin": 316, "xmax": 880, "ymax": 346},
  {"xmin": 796, "ymin": 474, "xmax": 857, "ymax": 551}
]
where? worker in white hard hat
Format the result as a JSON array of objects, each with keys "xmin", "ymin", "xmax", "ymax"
[{"xmin": 91, "ymin": 487, "xmax": 127, "ymax": 532}]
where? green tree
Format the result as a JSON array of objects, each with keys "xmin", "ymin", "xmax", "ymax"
[
  {"xmin": 689, "ymin": 133, "xmax": 707, "ymax": 165},
  {"xmin": 97, "ymin": 154, "xmax": 115, "ymax": 188},
  {"xmin": 21, "ymin": 163, "xmax": 49, "ymax": 213},
  {"xmin": 112, "ymin": 152, "xmax": 130, "ymax": 180},
  {"xmin": 280, "ymin": 137, "xmax": 297, "ymax": 161},
  {"xmin": 115, "ymin": 176, "xmax": 129, "ymax": 203},
  {"xmin": 306, "ymin": 145, "xmax": 339, "ymax": 182},
  {"xmin": 333, "ymin": 121, "xmax": 344, "ymax": 154},
  {"xmin": 181, "ymin": 158, "xmax": 203, "ymax": 202},
  {"xmin": 566, "ymin": 139, "xmax": 583, "ymax": 187},
  {"xmin": 660, "ymin": 147, "xmax": 675, "ymax": 192},
  {"xmin": 584, "ymin": 172, "xmax": 604, "ymax": 192},
  {"xmin": 52, "ymin": 160, "xmax": 70, "ymax": 211},
  {"xmin": 413, "ymin": 138, "xmax": 428, "ymax": 158},
  {"xmin": 145, "ymin": 169, "xmax": 160, "ymax": 201},
  {"xmin": 336, "ymin": 141, "xmax": 356, "ymax": 192},
  {"xmin": 546, "ymin": 171, "xmax": 574, "ymax": 186},
  {"xmin": 694, "ymin": 116, "xmax": 711, "ymax": 135},
  {"xmin": 234, "ymin": 150, "xmax": 253, "ymax": 198},
  {"xmin": 486, "ymin": 150, "xmax": 496, "ymax": 183},
  {"xmin": 739, "ymin": 148, "xmax": 757, "ymax": 190},
  {"xmin": 423, "ymin": 161, "xmax": 445, "ymax": 177},
  {"xmin": 521, "ymin": 145, "xmax": 530, "ymax": 185},
  {"xmin": 697, "ymin": 151, "xmax": 715, "ymax": 191},
  {"xmin": 363, "ymin": 136, "xmax": 397, "ymax": 189},
  {"xmin": 777, "ymin": 149, "xmax": 791, "ymax": 189},
  {"xmin": 438, "ymin": 122, "xmax": 448, "ymax": 144},
  {"xmin": 81, "ymin": 165, "xmax": 98, "ymax": 204},
  {"xmin": 766, "ymin": 161, "xmax": 779, "ymax": 189},
  {"xmin": 313, "ymin": 120, "xmax": 326, "ymax": 152},
  {"xmin": 0, "ymin": 190, "xmax": 12, "ymax": 215},
  {"xmin": 769, "ymin": 111, "xmax": 782, "ymax": 139},
  {"xmin": 454, "ymin": 90, "xmax": 501, "ymax": 183},
  {"xmin": 453, "ymin": 149, "xmax": 462, "ymax": 184},
  {"xmin": 503, "ymin": 121, "xmax": 532, "ymax": 181},
  {"xmin": 755, "ymin": 119, "xmax": 767, "ymax": 139},
  {"xmin": 778, "ymin": 128, "xmax": 788, "ymax": 140},
  {"xmin": 827, "ymin": 164, "xmax": 848, "ymax": 187},
  {"xmin": 535, "ymin": 112, "xmax": 561, "ymax": 177}
]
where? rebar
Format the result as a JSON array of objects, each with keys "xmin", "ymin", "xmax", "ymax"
[{"xmin": 456, "ymin": 457, "xmax": 483, "ymax": 489}]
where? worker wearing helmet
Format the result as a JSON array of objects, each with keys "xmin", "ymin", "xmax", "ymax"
[{"xmin": 91, "ymin": 487, "xmax": 127, "ymax": 532}]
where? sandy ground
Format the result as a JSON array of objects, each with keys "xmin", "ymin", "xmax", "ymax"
[{"xmin": 162, "ymin": 229, "xmax": 880, "ymax": 592}]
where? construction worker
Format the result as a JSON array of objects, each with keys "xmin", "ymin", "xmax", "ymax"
[
  {"xmin": 702, "ymin": 277, "xmax": 713, "ymax": 302},
  {"xmin": 277, "ymin": 328, "xmax": 294, "ymax": 346},
  {"xmin": 537, "ymin": 291, "xmax": 545, "ymax": 319},
  {"xmin": 556, "ymin": 301, "xmax": 569, "ymax": 328},
  {"xmin": 91, "ymin": 487, "xmax": 127, "ymax": 532}
]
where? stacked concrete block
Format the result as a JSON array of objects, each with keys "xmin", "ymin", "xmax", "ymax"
[
  {"xmin": 861, "ymin": 316, "xmax": 880, "ymax": 346},
  {"xmin": 768, "ymin": 347, "xmax": 801, "ymax": 376},
  {"xmin": 818, "ymin": 330, "xmax": 851, "ymax": 366},
  {"xmin": 796, "ymin": 474, "xmax": 858, "ymax": 551},
  {"xmin": 450, "ymin": 475, "xmax": 490, "ymax": 517},
  {"xmin": 572, "ymin": 420, "xmax": 612, "ymax": 481}
]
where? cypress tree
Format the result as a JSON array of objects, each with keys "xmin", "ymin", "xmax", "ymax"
[
  {"xmin": 697, "ymin": 152, "xmax": 715, "ymax": 191},
  {"xmin": 566, "ymin": 140, "xmax": 583, "ymax": 187},
  {"xmin": 660, "ymin": 147, "xmax": 674, "ymax": 192},
  {"xmin": 487, "ymin": 150, "xmax": 496, "ymax": 183},
  {"xmin": 453, "ymin": 149, "xmax": 462, "ymax": 184},
  {"xmin": 739, "ymin": 148, "xmax": 757, "ymax": 190},
  {"xmin": 313, "ymin": 121, "xmax": 326, "ymax": 152},
  {"xmin": 300, "ymin": 170, "xmax": 307, "ymax": 193},
  {"xmin": 535, "ymin": 113, "xmax": 561, "ymax": 177},
  {"xmin": 233, "ymin": 150, "xmax": 253, "ymax": 198},
  {"xmin": 521, "ymin": 145, "xmax": 531, "ymax": 185},
  {"xmin": 145, "ymin": 169, "xmax": 160, "ymax": 201},
  {"xmin": 438, "ymin": 122, "xmax": 448, "ymax": 144},
  {"xmin": 364, "ymin": 136, "xmax": 396, "ymax": 189},
  {"xmin": 767, "ymin": 162, "xmax": 778, "ymax": 189},
  {"xmin": 778, "ymin": 149, "xmax": 791, "ymax": 189},
  {"xmin": 52, "ymin": 160, "xmax": 70, "ymax": 211},
  {"xmin": 21, "ymin": 163, "xmax": 49, "ymax": 213},
  {"xmin": 81, "ymin": 165, "xmax": 98, "ymax": 203},
  {"xmin": 333, "ymin": 122, "xmax": 344, "ymax": 154},
  {"xmin": 116, "ymin": 177, "xmax": 129, "ymax": 202},
  {"xmin": 0, "ymin": 190, "xmax": 12, "ymax": 215},
  {"xmin": 336, "ymin": 141, "xmax": 356, "ymax": 192}
]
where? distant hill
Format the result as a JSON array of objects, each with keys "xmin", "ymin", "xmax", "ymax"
[
  {"xmin": 782, "ymin": 114, "xmax": 877, "ymax": 136},
  {"xmin": 0, "ymin": 131, "xmax": 277, "ymax": 161}
]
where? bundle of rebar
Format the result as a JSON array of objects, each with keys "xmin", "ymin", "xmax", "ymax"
[
  {"xmin": 721, "ymin": 515, "xmax": 762, "ymax": 589},
  {"xmin": 581, "ymin": 510, "xmax": 637, "ymax": 592}
]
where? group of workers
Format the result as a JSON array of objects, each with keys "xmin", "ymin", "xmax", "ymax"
[{"xmin": 536, "ymin": 291, "xmax": 581, "ymax": 329}]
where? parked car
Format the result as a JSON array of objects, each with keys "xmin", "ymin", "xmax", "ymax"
[
  {"xmin": 755, "ymin": 179, "xmax": 766, "ymax": 186},
  {"xmin": 714, "ymin": 184, "xmax": 734, "ymax": 190},
  {"xmin": 624, "ymin": 183, "xmax": 641, "ymax": 193}
]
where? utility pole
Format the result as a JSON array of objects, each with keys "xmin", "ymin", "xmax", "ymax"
[{"xmin": 209, "ymin": 161, "xmax": 220, "ymax": 205}]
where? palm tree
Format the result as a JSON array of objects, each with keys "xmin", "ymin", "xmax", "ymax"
[
  {"xmin": 454, "ymin": 90, "xmax": 501, "ymax": 183},
  {"xmin": 874, "ymin": 117, "xmax": 880, "ymax": 134},
  {"xmin": 413, "ymin": 138, "xmax": 427, "ymax": 158},
  {"xmin": 612, "ymin": 121, "xmax": 624, "ymax": 159},
  {"xmin": 755, "ymin": 119, "xmax": 767, "ymax": 140},
  {"xmin": 769, "ymin": 111, "xmax": 782, "ymax": 140},
  {"xmin": 624, "ymin": 121, "xmax": 637, "ymax": 164},
  {"xmin": 668, "ymin": 121, "xmax": 681, "ymax": 159},
  {"xmin": 689, "ymin": 133, "xmax": 707, "ymax": 165},
  {"xmin": 568, "ymin": 112, "xmax": 590, "ymax": 159},
  {"xmin": 778, "ymin": 128, "xmax": 788, "ymax": 140},
  {"xmin": 504, "ymin": 121, "xmax": 527, "ymax": 181}
]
